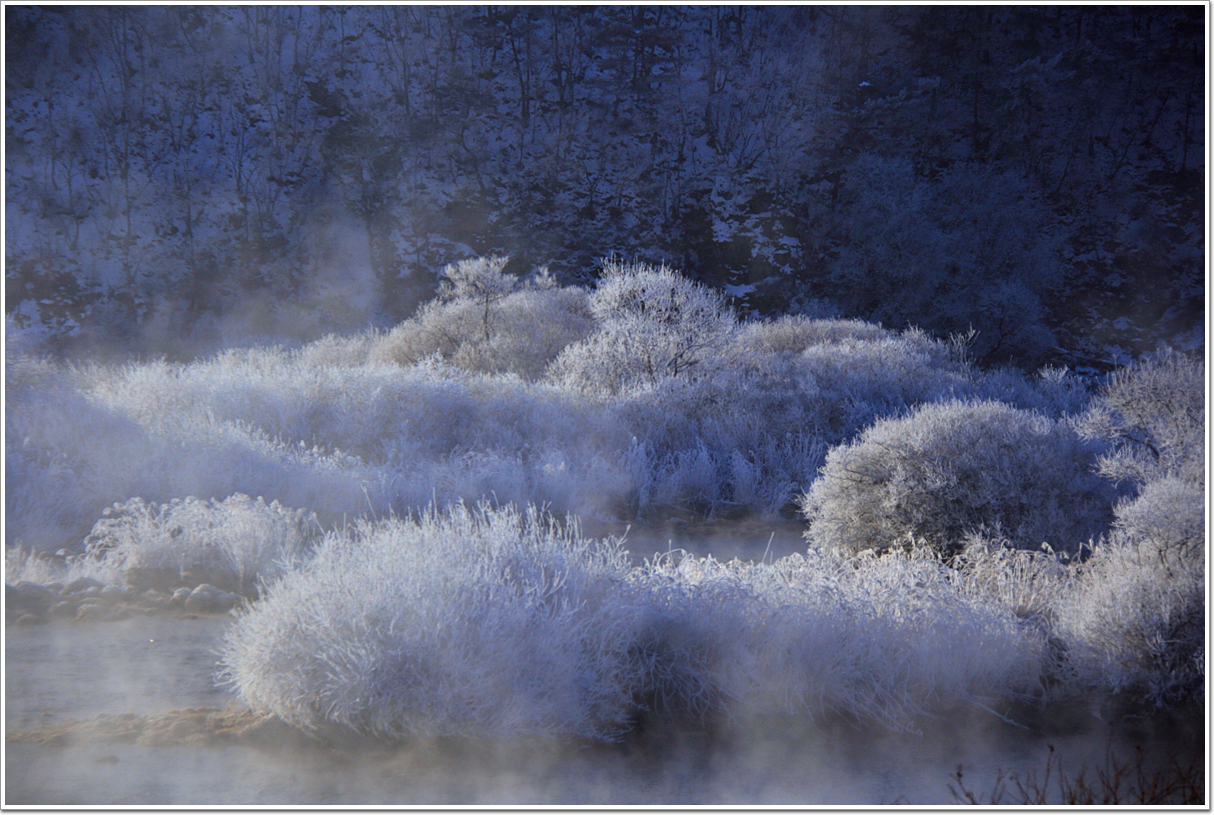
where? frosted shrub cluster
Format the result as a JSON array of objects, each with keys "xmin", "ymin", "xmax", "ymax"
[
  {"xmin": 7, "ymin": 272, "xmax": 1203, "ymax": 731},
  {"xmin": 8, "ymin": 258, "xmax": 1107, "ymax": 551},
  {"xmin": 221, "ymin": 503, "xmax": 1050, "ymax": 741},
  {"xmin": 548, "ymin": 259, "xmax": 736, "ymax": 395},
  {"xmin": 1058, "ymin": 485, "xmax": 1204, "ymax": 704},
  {"xmin": 733, "ymin": 314, "xmax": 893, "ymax": 355},
  {"xmin": 373, "ymin": 258, "xmax": 593, "ymax": 380},
  {"xmin": 2, "ymin": 261, "xmax": 962, "ymax": 545},
  {"xmin": 77, "ymin": 343, "xmax": 633, "ymax": 519},
  {"xmin": 1058, "ymin": 350, "xmax": 1205, "ymax": 705},
  {"xmin": 802, "ymin": 400, "xmax": 1116, "ymax": 556},
  {"xmin": 952, "ymin": 533, "xmax": 1074, "ymax": 631},
  {"xmin": 632, "ymin": 546, "xmax": 1048, "ymax": 730},
  {"xmin": 80, "ymin": 494, "xmax": 321, "ymax": 595},
  {"xmin": 1076, "ymin": 347, "xmax": 1204, "ymax": 487},
  {"xmin": 221, "ymin": 503, "xmax": 645, "ymax": 740}
]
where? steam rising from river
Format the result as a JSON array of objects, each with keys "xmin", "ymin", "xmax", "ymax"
[
  {"xmin": 5, "ymin": 264, "xmax": 1203, "ymax": 805},
  {"xmin": 6, "ymin": 615, "xmax": 1201, "ymax": 806}
]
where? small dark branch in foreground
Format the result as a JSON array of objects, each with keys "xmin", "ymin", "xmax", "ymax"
[{"xmin": 949, "ymin": 743, "xmax": 1205, "ymax": 806}]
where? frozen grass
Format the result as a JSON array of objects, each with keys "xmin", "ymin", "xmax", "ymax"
[
  {"xmin": 6, "ymin": 494, "xmax": 322, "ymax": 596},
  {"xmin": 5, "ymin": 545, "xmax": 114, "ymax": 587},
  {"xmin": 80, "ymin": 494, "xmax": 321, "ymax": 595}
]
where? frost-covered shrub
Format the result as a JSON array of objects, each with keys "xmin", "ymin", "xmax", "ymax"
[
  {"xmin": 794, "ymin": 329, "xmax": 977, "ymax": 436},
  {"xmin": 609, "ymin": 370, "xmax": 828, "ymax": 516},
  {"xmin": 1114, "ymin": 477, "xmax": 1204, "ymax": 557},
  {"xmin": 1055, "ymin": 351, "xmax": 1204, "ymax": 705},
  {"xmin": 371, "ymin": 274, "xmax": 592, "ymax": 380},
  {"xmin": 4, "ymin": 338, "xmax": 392, "ymax": 554},
  {"xmin": 1077, "ymin": 348, "xmax": 1204, "ymax": 487},
  {"xmin": 973, "ymin": 364, "xmax": 1096, "ymax": 419},
  {"xmin": 585, "ymin": 319, "xmax": 1048, "ymax": 518},
  {"xmin": 81, "ymin": 494, "xmax": 321, "ymax": 595},
  {"xmin": 802, "ymin": 400, "xmax": 1116, "ymax": 556},
  {"xmin": 293, "ymin": 330, "xmax": 382, "ymax": 368},
  {"xmin": 436, "ymin": 255, "xmax": 517, "ymax": 332},
  {"xmin": 1058, "ymin": 479, "xmax": 1204, "ymax": 705},
  {"xmin": 735, "ymin": 315, "xmax": 893, "ymax": 357},
  {"xmin": 548, "ymin": 260, "xmax": 736, "ymax": 394},
  {"xmin": 221, "ymin": 502, "xmax": 1052, "ymax": 742},
  {"xmin": 221, "ymin": 503, "xmax": 645, "ymax": 741},
  {"xmin": 449, "ymin": 286, "xmax": 594, "ymax": 379},
  {"xmin": 5, "ymin": 545, "xmax": 108, "ymax": 587},
  {"xmin": 841, "ymin": 547, "xmax": 1051, "ymax": 714},
  {"xmin": 53, "ymin": 341, "xmax": 643, "ymax": 524},
  {"xmin": 632, "ymin": 545, "xmax": 1051, "ymax": 730},
  {"xmin": 64, "ymin": 357, "xmax": 391, "ymax": 516}
]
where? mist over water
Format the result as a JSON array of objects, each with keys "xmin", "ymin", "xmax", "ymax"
[
  {"xmin": 6, "ymin": 550, "xmax": 1203, "ymax": 807},
  {"xmin": 5, "ymin": 325, "xmax": 1205, "ymax": 805},
  {"xmin": 5, "ymin": 298, "xmax": 1204, "ymax": 806}
]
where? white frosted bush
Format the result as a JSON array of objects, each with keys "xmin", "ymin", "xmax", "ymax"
[
  {"xmin": 1077, "ymin": 348, "xmax": 1204, "ymax": 487},
  {"xmin": 293, "ymin": 330, "xmax": 382, "ymax": 368},
  {"xmin": 4, "ymin": 359, "xmax": 376, "ymax": 553},
  {"xmin": 952, "ymin": 532, "xmax": 1075, "ymax": 629},
  {"xmin": 1057, "ymin": 476, "xmax": 1204, "ymax": 705},
  {"xmin": 5, "ymin": 544, "xmax": 117, "ymax": 587},
  {"xmin": 795, "ymin": 329, "xmax": 978, "ymax": 435},
  {"xmin": 75, "ymin": 356, "xmax": 391, "ymax": 520},
  {"xmin": 81, "ymin": 494, "xmax": 321, "ymax": 594},
  {"xmin": 627, "ymin": 545, "xmax": 1048, "ymax": 730},
  {"xmin": 735, "ymin": 315, "xmax": 893, "ymax": 356},
  {"xmin": 221, "ymin": 503, "xmax": 646, "ymax": 741},
  {"xmin": 971, "ymin": 364, "xmax": 1095, "ymax": 419},
  {"xmin": 582, "ymin": 319, "xmax": 1031, "ymax": 518},
  {"xmin": 1055, "ymin": 352, "xmax": 1204, "ymax": 705},
  {"xmin": 611, "ymin": 372, "xmax": 829, "ymax": 516},
  {"xmin": 803, "ymin": 400, "xmax": 1116, "ymax": 556},
  {"xmin": 371, "ymin": 286, "xmax": 592, "ymax": 379},
  {"xmin": 436, "ymin": 255, "xmax": 517, "ymax": 326},
  {"xmin": 1058, "ymin": 501, "xmax": 1204, "ymax": 704},
  {"xmin": 1112, "ymin": 477, "xmax": 1204, "ymax": 556},
  {"xmin": 370, "ymin": 258, "xmax": 592, "ymax": 380},
  {"xmin": 450, "ymin": 286, "xmax": 594, "ymax": 380},
  {"xmin": 36, "ymin": 339, "xmax": 641, "ymax": 527},
  {"xmin": 548, "ymin": 260, "xmax": 736, "ymax": 395},
  {"xmin": 7, "ymin": 272, "xmax": 1097, "ymax": 556},
  {"xmin": 843, "ymin": 547, "xmax": 1051, "ymax": 714},
  {"xmin": 85, "ymin": 344, "xmax": 611, "ymax": 472}
]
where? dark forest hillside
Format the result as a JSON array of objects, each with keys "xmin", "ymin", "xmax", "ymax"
[{"xmin": 5, "ymin": 5, "xmax": 1205, "ymax": 366}]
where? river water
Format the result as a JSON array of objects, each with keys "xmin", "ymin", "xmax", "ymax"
[{"xmin": 4, "ymin": 522, "xmax": 1204, "ymax": 806}]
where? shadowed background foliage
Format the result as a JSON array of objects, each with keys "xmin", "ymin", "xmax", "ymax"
[{"xmin": 5, "ymin": 5, "xmax": 1204, "ymax": 365}]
